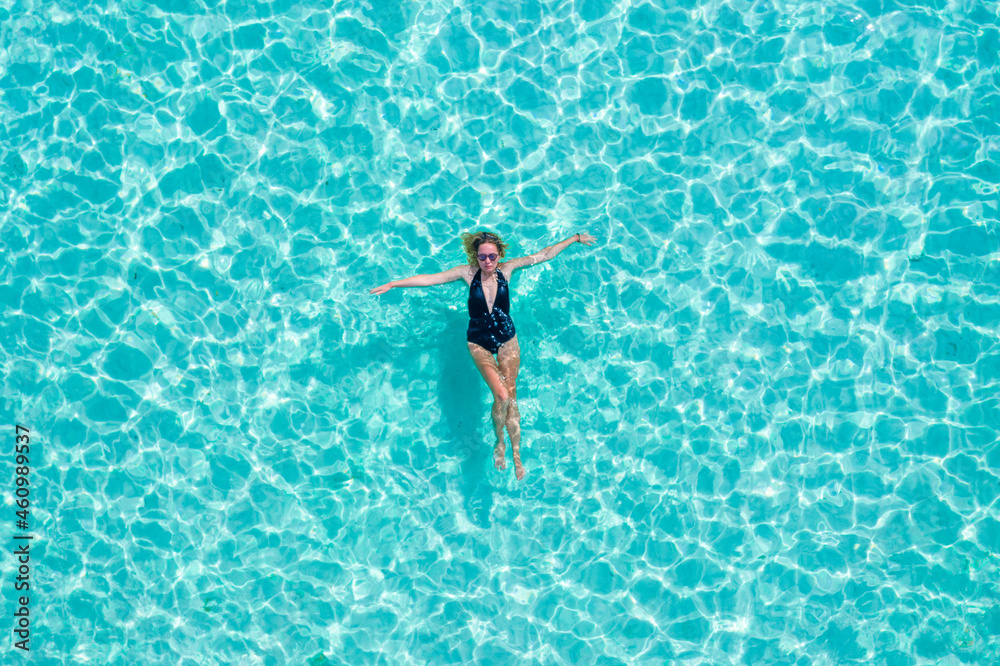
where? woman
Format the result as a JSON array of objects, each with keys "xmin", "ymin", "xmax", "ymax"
[{"xmin": 370, "ymin": 231, "xmax": 596, "ymax": 480}]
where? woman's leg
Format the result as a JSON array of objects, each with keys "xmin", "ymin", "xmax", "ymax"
[
  {"xmin": 497, "ymin": 336, "xmax": 524, "ymax": 480},
  {"xmin": 468, "ymin": 342, "xmax": 510, "ymax": 469}
]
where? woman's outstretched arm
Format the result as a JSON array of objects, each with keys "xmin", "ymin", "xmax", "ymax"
[
  {"xmin": 370, "ymin": 265, "xmax": 468, "ymax": 295},
  {"xmin": 503, "ymin": 232, "xmax": 597, "ymax": 273}
]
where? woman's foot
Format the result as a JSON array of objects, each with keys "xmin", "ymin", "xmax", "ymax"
[
  {"xmin": 514, "ymin": 457, "xmax": 525, "ymax": 480},
  {"xmin": 494, "ymin": 442, "xmax": 506, "ymax": 471}
]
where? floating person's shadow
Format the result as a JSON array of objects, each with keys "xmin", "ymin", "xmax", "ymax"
[
  {"xmin": 435, "ymin": 309, "xmax": 496, "ymax": 528},
  {"xmin": 318, "ymin": 301, "xmax": 496, "ymax": 527}
]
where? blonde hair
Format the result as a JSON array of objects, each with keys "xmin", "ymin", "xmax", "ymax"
[{"xmin": 460, "ymin": 231, "xmax": 509, "ymax": 266}]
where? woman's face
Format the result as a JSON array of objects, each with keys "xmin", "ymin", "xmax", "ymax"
[{"xmin": 477, "ymin": 242, "xmax": 500, "ymax": 271}]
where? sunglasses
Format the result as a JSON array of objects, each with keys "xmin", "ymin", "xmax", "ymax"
[{"xmin": 478, "ymin": 253, "xmax": 498, "ymax": 262}]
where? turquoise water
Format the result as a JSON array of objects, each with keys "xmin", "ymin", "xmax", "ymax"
[{"xmin": 2, "ymin": 0, "xmax": 999, "ymax": 662}]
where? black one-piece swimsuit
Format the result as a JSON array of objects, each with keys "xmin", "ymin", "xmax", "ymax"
[{"xmin": 467, "ymin": 269, "xmax": 516, "ymax": 354}]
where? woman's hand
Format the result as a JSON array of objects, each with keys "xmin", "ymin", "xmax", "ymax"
[
  {"xmin": 576, "ymin": 233, "xmax": 597, "ymax": 245},
  {"xmin": 369, "ymin": 282, "xmax": 394, "ymax": 295}
]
